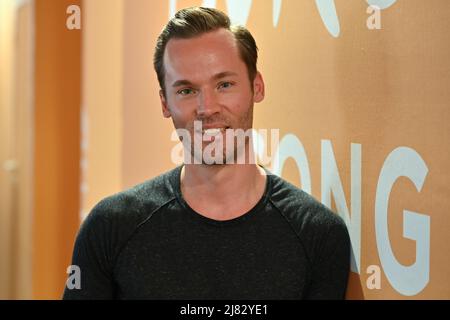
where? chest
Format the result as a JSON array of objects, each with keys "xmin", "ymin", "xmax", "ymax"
[{"xmin": 113, "ymin": 219, "xmax": 310, "ymax": 299}]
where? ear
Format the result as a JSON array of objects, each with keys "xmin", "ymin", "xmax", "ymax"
[
  {"xmin": 252, "ymin": 72, "xmax": 265, "ymax": 103},
  {"xmin": 160, "ymin": 90, "xmax": 172, "ymax": 118}
]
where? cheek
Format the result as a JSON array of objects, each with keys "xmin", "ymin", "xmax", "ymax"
[
  {"xmin": 167, "ymin": 108, "xmax": 190, "ymax": 131},
  {"xmin": 221, "ymin": 91, "xmax": 252, "ymax": 110},
  {"xmin": 225, "ymin": 93, "xmax": 254, "ymax": 116},
  {"xmin": 168, "ymin": 100, "xmax": 196, "ymax": 121}
]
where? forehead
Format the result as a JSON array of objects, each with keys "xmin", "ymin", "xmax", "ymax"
[{"xmin": 163, "ymin": 28, "xmax": 246, "ymax": 83}]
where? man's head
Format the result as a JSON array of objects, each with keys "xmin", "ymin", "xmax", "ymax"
[
  {"xmin": 154, "ymin": 7, "xmax": 259, "ymax": 97},
  {"xmin": 153, "ymin": 7, "xmax": 265, "ymax": 164}
]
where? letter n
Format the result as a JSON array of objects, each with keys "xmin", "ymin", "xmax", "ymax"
[{"xmin": 321, "ymin": 140, "xmax": 361, "ymax": 274}]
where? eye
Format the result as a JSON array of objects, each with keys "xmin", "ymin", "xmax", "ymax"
[
  {"xmin": 177, "ymin": 88, "xmax": 196, "ymax": 96},
  {"xmin": 218, "ymin": 82, "xmax": 234, "ymax": 90}
]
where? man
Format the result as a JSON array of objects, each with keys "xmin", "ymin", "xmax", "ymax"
[{"xmin": 63, "ymin": 7, "xmax": 350, "ymax": 300}]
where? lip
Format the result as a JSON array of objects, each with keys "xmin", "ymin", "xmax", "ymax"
[
  {"xmin": 201, "ymin": 124, "xmax": 230, "ymax": 130},
  {"xmin": 194, "ymin": 124, "xmax": 231, "ymax": 134}
]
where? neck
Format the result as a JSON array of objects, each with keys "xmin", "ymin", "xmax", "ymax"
[{"xmin": 180, "ymin": 163, "xmax": 267, "ymax": 221}]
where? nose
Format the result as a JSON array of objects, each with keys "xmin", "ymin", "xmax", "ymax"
[{"xmin": 196, "ymin": 88, "xmax": 220, "ymax": 119}]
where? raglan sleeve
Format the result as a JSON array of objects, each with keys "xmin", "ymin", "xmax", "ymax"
[
  {"xmin": 305, "ymin": 213, "xmax": 351, "ymax": 300},
  {"xmin": 62, "ymin": 199, "xmax": 117, "ymax": 299}
]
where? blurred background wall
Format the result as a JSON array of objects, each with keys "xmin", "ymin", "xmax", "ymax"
[
  {"xmin": 32, "ymin": 0, "xmax": 81, "ymax": 299},
  {"xmin": 0, "ymin": 0, "xmax": 449, "ymax": 299},
  {"xmin": 1, "ymin": 0, "xmax": 36, "ymax": 299}
]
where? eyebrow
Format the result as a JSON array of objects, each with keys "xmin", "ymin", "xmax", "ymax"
[{"xmin": 171, "ymin": 71, "xmax": 238, "ymax": 88}]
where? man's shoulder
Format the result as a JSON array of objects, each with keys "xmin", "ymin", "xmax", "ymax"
[
  {"xmin": 85, "ymin": 167, "xmax": 178, "ymax": 227},
  {"xmin": 268, "ymin": 173, "xmax": 347, "ymax": 235},
  {"xmin": 69, "ymin": 168, "xmax": 179, "ymax": 265},
  {"xmin": 267, "ymin": 173, "xmax": 350, "ymax": 263}
]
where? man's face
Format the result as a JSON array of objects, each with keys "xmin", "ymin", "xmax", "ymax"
[{"xmin": 160, "ymin": 28, "xmax": 265, "ymax": 164}]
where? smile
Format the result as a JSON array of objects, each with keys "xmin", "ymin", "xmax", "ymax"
[{"xmin": 202, "ymin": 128, "xmax": 227, "ymax": 136}]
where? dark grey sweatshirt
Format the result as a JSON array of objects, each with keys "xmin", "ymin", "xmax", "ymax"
[{"xmin": 63, "ymin": 165, "xmax": 350, "ymax": 300}]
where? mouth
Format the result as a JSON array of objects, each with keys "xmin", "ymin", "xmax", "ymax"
[{"xmin": 200, "ymin": 127, "xmax": 230, "ymax": 136}]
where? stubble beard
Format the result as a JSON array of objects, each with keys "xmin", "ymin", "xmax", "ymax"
[{"xmin": 184, "ymin": 106, "xmax": 254, "ymax": 166}]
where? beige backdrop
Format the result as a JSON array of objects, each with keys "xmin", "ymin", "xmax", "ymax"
[{"xmin": 82, "ymin": 0, "xmax": 450, "ymax": 299}]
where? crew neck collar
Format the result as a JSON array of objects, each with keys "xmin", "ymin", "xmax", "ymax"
[{"xmin": 167, "ymin": 165, "xmax": 272, "ymax": 227}]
